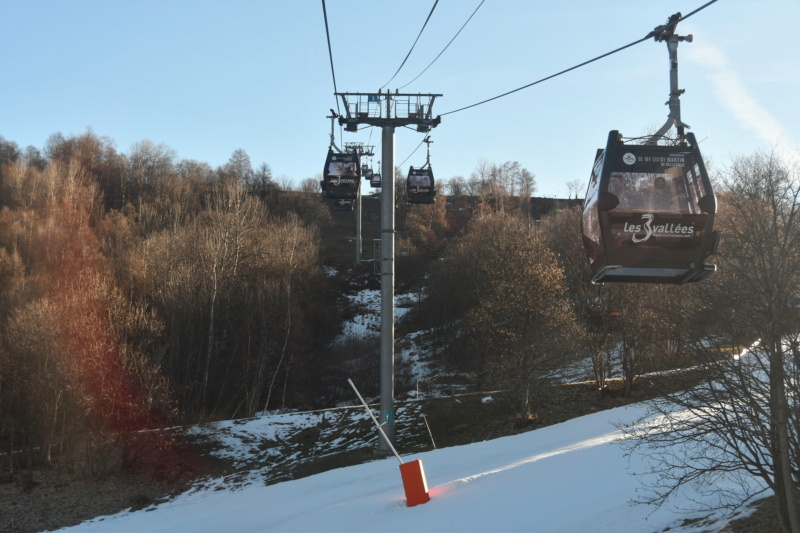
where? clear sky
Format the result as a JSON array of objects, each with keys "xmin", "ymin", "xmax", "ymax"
[{"xmin": 2, "ymin": 0, "xmax": 798, "ymax": 198}]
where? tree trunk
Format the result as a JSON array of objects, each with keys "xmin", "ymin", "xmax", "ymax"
[
  {"xmin": 622, "ymin": 344, "xmax": 634, "ymax": 398},
  {"xmin": 265, "ymin": 279, "xmax": 292, "ymax": 414},
  {"xmin": 201, "ymin": 274, "xmax": 217, "ymax": 414},
  {"xmin": 771, "ymin": 340, "xmax": 800, "ymax": 533}
]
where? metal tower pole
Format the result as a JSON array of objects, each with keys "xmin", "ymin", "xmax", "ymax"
[
  {"xmin": 355, "ymin": 187, "xmax": 362, "ymax": 264},
  {"xmin": 379, "ymin": 123, "xmax": 396, "ymax": 451}
]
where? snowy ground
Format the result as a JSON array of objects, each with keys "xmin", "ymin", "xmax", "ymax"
[
  {"xmin": 334, "ymin": 286, "xmax": 474, "ymax": 399},
  {"xmin": 55, "ymin": 401, "xmax": 762, "ymax": 532},
  {"xmin": 333, "ymin": 288, "xmax": 420, "ymax": 343}
]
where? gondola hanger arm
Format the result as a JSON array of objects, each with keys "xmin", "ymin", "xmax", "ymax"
[
  {"xmin": 327, "ymin": 111, "xmax": 342, "ymax": 152},
  {"xmin": 647, "ymin": 13, "xmax": 694, "ymax": 145},
  {"xmin": 423, "ymin": 136, "xmax": 433, "ymax": 169}
]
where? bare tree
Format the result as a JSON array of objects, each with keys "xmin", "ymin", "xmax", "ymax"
[
  {"xmin": 431, "ymin": 212, "xmax": 582, "ymax": 416},
  {"xmin": 446, "ymin": 175, "xmax": 467, "ymax": 197},
  {"xmin": 298, "ymin": 177, "xmax": 320, "ymax": 193},
  {"xmin": 404, "ymin": 197, "xmax": 449, "ymax": 255},
  {"xmin": 0, "ymin": 157, "xmax": 170, "ymax": 475},
  {"xmin": 125, "ymin": 139, "xmax": 177, "ymax": 235},
  {"xmin": 250, "ymin": 163, "xmax": 275, "ymax": 198},
  {"xmin": 0, "ymin": 136, "xmax": 20, "ymax": 165},
  {"xmin": 539, "ymin": 206, "xmax": 613, "ymax": 393},
  {"xmin": 222, "ymin": 148, "xmax": 255, "ymax": 186},
  {"xmin": 518, "ymin": 168, "xmax": 537, "ymax": 198},
  {"xmin": 624, "ymin": 149, "xmax": 800, "ymax": 533},
  {"xmin": 566, "ymin": 179, "xmax": 583, "ymax": 200},
  {"xmin": 263, "ymin": 214, "xmax": 319, "ymax": 412},
  {"xmin": 196, "ymin": 177, "xmax": 260, "ymax": 412}
]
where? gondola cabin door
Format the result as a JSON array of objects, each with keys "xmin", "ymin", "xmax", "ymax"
[{"xmin": 582, "ymin": 130, "xmax": 718, "ymax": 284}]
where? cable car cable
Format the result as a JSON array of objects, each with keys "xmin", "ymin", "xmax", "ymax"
[
  {"xmin": 440, "ymin": 0, "xmax": 718, "ymax": 117},
  {"xmin": 441, "ymin": 36, "xmax": 650, "ymax": 116},
  {"xmin": 380, "ymin": 0, "xmax": 440, "ymax": 89},
  {"xmin": 671, "ymin": 0, "xmax": 719, "ymax": 23},
  {"xmin": 398, "ymin": 137, "xmax": 427, "ymax": 168},
  {"xmin": 321, "ymin": 0, "xmax": 340, "ymax": 116},
  {"xmin": 398, "ymin": 0, "xmax": 485, "ymax": 90}
]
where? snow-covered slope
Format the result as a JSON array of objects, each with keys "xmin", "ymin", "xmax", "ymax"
[{"xmin": 56, "ymin": 402, "xmax": 761, "ymax": 533}]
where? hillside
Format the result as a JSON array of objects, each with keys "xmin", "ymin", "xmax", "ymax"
[{"xmin": 0, "ymin": 193, "xmax": 784, "ymax": 533}]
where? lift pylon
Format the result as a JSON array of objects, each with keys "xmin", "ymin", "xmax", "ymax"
[{"xmin": 334, "ymin": 90, "xmax": 442, "ymax": 452}]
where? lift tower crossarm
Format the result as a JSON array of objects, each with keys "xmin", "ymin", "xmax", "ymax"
[
  {"xmin": 344, "ymin": 142, "xmax": 375, "ymax": 157},
  {"xmin": 336, "ymin": 92, "xmax": 442, "ymax": 132}
]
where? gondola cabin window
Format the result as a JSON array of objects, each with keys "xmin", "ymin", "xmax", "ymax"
[
  {"xmin": 608, "ymin": 170, "xmax": 694, "ymax": 214},
  {"xmin": 409, "ymin": 173, "xmax": 430, "ymax": 186}
]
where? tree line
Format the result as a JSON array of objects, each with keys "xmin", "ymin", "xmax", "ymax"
[{"xmin": 0, "ymin": 132, "xmax": 334, "ymax": 477}]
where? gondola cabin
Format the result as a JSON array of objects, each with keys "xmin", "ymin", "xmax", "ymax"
[
  {"xmin": 406, "ymin": 166, "xmax": 435, "ymax": 204},
  {"xmin": 582, "ymin": 130, "xmax": 718, "ymax": 284},
  {"xmin": 364, "ymin": 167, "xmax": 382, "ymax": 188},
  {"xmin": 370, "ymin": 171, "xmax": 382, "ymax": 189},
  {"xmin": 323, "ymin": 148, "xmax": 361, "ymax": 199}
]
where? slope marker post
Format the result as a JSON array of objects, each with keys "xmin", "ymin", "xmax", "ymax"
[{"xmin": 348, "ymin": 378, "xmax": 431, "ymax": 507}]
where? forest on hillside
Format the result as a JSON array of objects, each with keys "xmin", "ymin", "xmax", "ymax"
[{"xmin": 1, "ymin": 131, "xmax": 799, "ymax": 529}]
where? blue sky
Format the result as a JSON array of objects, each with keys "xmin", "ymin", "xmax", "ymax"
[{"xmin": 2, "ymin": 0, "xmax": 798, "ymax": 198}]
